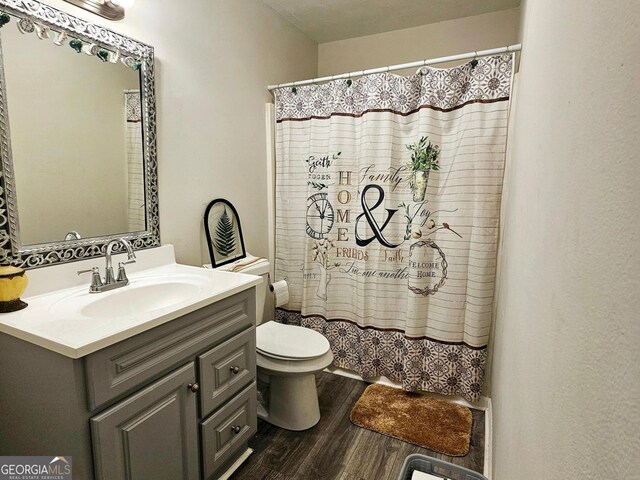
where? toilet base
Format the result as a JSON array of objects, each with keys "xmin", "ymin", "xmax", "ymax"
[{"xmin": 257, "ymin": 373, "xmax": 321, "ymax": 431}]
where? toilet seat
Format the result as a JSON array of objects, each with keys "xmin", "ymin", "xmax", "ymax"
[{"xmin": 256, "ymin": 322, "xmax": 330, "ymax": 360}]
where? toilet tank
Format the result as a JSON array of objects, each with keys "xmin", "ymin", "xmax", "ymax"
[{"xmin": 213, "ymin": 257, "xmax": 272, "ymax": 325}]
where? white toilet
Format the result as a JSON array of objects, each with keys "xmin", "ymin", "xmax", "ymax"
[{"xmin": 216, "ymin": 257, "xmax": 333, "ymax": 431}]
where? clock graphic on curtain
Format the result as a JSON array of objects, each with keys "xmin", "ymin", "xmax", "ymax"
[{"xmin": 306, "ymin": 193, "xmax": 335, "ymax": 239}]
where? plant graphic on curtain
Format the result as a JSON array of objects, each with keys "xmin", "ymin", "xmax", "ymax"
[
  {"xmin": 274, "ymin": 54, "xmax": 514, "ymax": 402},
  {"xmin": 312, "ymin": 238, "xmax": 339, "ymax": 300},
  {"xmin": 406, "ymin": 136, "xmax": 440, "ymax": 202}
]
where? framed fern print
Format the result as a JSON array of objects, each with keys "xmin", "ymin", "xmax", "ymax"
[{"xmin": 204, "ymin": 199, "xmax": 247, "ymax": 268}]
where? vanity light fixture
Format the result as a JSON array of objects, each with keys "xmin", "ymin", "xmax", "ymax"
[{"xmin": 62, "ymin": 0, "xmax": 135, "ymax": 21}]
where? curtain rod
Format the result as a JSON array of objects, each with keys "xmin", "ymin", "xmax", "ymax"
[{"xmin": 267, "ymin": 43, "xmax": 521, "ymax": 91}]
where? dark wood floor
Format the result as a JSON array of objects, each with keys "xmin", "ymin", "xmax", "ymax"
[{"xmin": 231, "ymin": 372, "xmax": 485, "ymax": 480}]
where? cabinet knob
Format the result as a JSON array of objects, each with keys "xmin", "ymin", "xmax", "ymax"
[
  {"xmin": 230, "ymin": 366, "xmax": 240, "ymax": 374},
  {"xmin": 188, "ymin": 382, "xmax": 199, "ymax": 393},
  {"xmin": 231, "ymin": 425, "xmax": 242, "ymax": 434}
]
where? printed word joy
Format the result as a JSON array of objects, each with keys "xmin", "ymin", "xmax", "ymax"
[{"xmin": 383, "ymin": 250, "xmax": 405, "ymax": 263}]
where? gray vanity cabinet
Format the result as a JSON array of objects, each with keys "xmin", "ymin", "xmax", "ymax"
[
  {"xmin": 0, "ymin": 288, "xmax": 257, "ymax": 480},
  {"xmin": 90, "ymin": 363, "xmax": 200, "ymax": 480}
]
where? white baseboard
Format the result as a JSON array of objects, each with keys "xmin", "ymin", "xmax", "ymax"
[
  {"xmin": 324, "ymin": 366, "xmax": 492, "ymax": 479},
  {"xmin": 483, "ymin": 397, "xmax": 492, "ymax": 479},
  {"xmin": 217, "ymin": 447, "xmax": 254, "ymax": 480}
]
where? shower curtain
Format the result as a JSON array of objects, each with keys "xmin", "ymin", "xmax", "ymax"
[
  {"xmin": 274, "ymin": 54, "xmax": 513, "ymax": 402},
  {"xmin": 125, "ymin": 90, "xmax": 145, "ymax": 232}
]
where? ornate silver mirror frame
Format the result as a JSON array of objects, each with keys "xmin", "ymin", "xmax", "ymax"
[{"xmin": 0, "ymin": 0, "xmax": 159, "ymax": 268}]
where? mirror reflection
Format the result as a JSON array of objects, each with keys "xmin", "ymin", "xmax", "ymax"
[{"xmin": 1, "ymin": 22, "xmax": 145, "ymax": 246}]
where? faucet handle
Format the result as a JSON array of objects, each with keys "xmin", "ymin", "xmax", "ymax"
[
  {"xmin": 77, "ymin": 267, "xmax": 104, "ymax": 290},
  {"xmin": 77, "ymin": 266, "xmax": 100, "ymax": 276},
  {"xmin": 116, "ymin": 261, "xmax": 134, "ymax": 283}
]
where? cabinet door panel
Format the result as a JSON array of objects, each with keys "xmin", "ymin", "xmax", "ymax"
[
  {"xmin": 201, "ymin": 382, "xmax": 257, "ymax": 480},
  {"xmin": 198, "ymin": 327, "xmax": 256, "ymax": 417},
  {"xmin": 91, "ymin": 363, "xmax": 199, "ymax": 480}
]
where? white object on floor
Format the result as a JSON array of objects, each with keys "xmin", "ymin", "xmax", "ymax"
[
  {"xmin": 411, "ymin": 471, "xmax": 446, "ymax": 480},
  {"xmin": 271, "ymin": 279, "xmax": 289, "ymax": 307}
]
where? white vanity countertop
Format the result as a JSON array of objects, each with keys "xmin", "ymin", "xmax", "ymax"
[{"xmin": 0, "ymin": 245, "xmax": 261, "ymax": 358}]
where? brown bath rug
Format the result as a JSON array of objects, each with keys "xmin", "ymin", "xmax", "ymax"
[{"xmin": 350, "ymin": 384, "xmax": 473, "ymax": 456}]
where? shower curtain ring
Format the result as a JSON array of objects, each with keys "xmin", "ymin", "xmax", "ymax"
[
  {"xmin": 470, "ymin": 51, "xmax": 479, "ymax": 69},
  {"xmin": 417, "ymin": 59, "xmax": 427, "ymax": 75}
]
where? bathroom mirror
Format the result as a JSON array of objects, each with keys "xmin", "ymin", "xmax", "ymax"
[{"xmin": 0, "ymin": 0, "xmax": 159, "ymax": 268}]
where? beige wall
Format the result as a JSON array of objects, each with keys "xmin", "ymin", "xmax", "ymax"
[
  {"xmin": 3, "ymin": 24, "xmax": 137, "ymax": 244},
  {"xmin": 41, "ymin": 0, "xmax": 317, "ymax": 265},
  {"xmin": 491, "ymin": 0, "xmax": 640, "ymax": 478},
  {"xmin": 318, "ymin": 8, "xmax": 520, "ymax": 77}
]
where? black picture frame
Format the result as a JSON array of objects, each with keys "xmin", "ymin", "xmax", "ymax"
[{"xmin": 204, "ymin": 198, "xmax": 247, "ymax": 268}]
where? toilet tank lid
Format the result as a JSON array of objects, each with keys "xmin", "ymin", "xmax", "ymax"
[{"xmin": 204, "ymin": 255, "xmax": 270, "ymax": 276}]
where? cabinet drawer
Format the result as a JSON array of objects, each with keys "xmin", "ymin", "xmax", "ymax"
[
  {"xmin": 85, "ymin": 289, "xmax": 255, "ymax": 411},
  {"xmin": 199, "ymin": 327, "xmax": 256, "ymax": 417},
  {"xmin": 91, "ymin": 363, "xmax": 200, "ymax": 480},
  {"xmin": 201, "ymin": 382, "xmax": 257, "ymax": 480}
]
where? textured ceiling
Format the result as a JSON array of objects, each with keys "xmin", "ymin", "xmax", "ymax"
[{"xmin": 263, "ymin": 0, "xmax": 521, "ymax": 43}]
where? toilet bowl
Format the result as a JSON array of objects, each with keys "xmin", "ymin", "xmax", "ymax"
[
  {"xmin": 256, "ymin": 321, "xmax": 333, "ymax": 430},
  {"xmin": 214, "ymin": 256, "xmax": 333, "ymax": 431}
]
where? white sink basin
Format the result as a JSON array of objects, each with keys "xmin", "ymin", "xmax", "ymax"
[
  {"xmin": 80, "ymin": 282, "xmax": 200, "ymax": 319},
  {"xmin": 80, "ymin": 282, "xmax": 199, "ymax": 318},
  {"xmin": 49, "ymin": 273, "xmax": 215, "ymax": 320}
]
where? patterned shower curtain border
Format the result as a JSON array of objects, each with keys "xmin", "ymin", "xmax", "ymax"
[
  {"xmin": 276, "ymin": 309, "xmax": 487, "ymax": 403},
  {"xmin": 275, "ymin": 53, "xmax": 513, "ymax": 124}
]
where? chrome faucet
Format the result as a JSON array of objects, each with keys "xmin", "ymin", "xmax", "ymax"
[
  {"xmin": 105, "ymin": 238, "xmax": 136, "ymax": 284},
  {"xmin": 77, "ymin": 238, "xmax": 137, "ymax": 293},
  {"xmin": 64, "ymin": 230, "xmax": 82, "ymax": 241}
]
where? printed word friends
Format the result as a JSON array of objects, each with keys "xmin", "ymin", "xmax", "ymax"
[{"xmin": 335, "ymin": 248, "xmax": 369, "ymax": 261}]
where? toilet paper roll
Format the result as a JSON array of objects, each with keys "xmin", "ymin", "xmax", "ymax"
[{"xmin": 271, "ymin": 280, "xmax": 289, "ymax": 307}]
